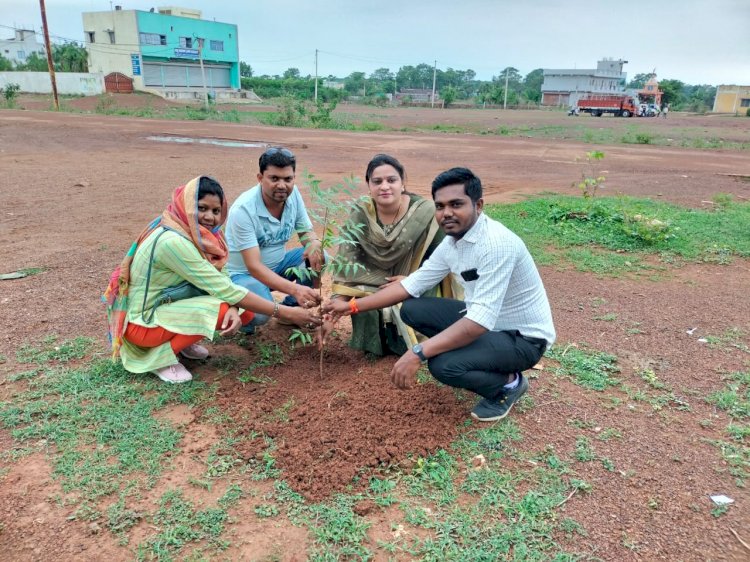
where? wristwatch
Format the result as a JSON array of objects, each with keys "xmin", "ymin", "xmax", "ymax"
[{"xmin": 411, "ymin": 343, "xmax": 428, "ymax": 363}]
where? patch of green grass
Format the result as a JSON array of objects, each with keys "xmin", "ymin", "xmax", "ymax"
[
  {"xmin": 210, "ymin": 354, "xmax": 241, "ymax": 376},
  {"xmin": 0, "ymin": 356, "xmax": 206, "ymax": 502},
  {"xmin": 546, "ymin": 344, "xmax": 621, "ymax": 390},
  {"xmin": 204, "ymin": 436, "xmax": 245, "ymax": 478},
  {"xmin": 16, "ymin": 336, "xmax": 96, "ymax": 364},
  {"xmin": 574, "ymin": 436, "xmax": 597, "ymax": 462},
  {"xmin": 136, "ymin": 488, "xmax": 231, "ymax": 560},
  {"xmin": 485, "ymin": 194, "xmax": 750, "ymax": 275},
  {"xmin": 598, "ymin": 427, "xmax": 622, "ymax": 441},
  {"xmin": 593, "ymin": 312, "xmax": 618, "ymax": 322},
  {"xmin": 238, "ymin": 343, "xmax": 284, "ymax": 384},
  {"xmin": 703, "ymin": 329, "xmax": 750, "ymax": 354},
  {"xmin": 707, "ymin": 370, "xmax": 750, "ymax": 419},
  {"xmin": 705, "ymin": 370, "xmax": 750, "ymax": 486},
  {"xmin": 254, "ymin": 503, "xmax": 280, "ymax": 518}
]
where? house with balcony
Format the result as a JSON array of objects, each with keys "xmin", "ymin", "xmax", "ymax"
[{"xmin": 82, "ymin": 6, "xmax": 240, "ymax": 99}]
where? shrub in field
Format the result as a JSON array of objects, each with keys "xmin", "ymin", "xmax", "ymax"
[
  {"xmin": 623, "ymin": 214, "xmax": 676, "ymax": 244},
  {"xmin": 3, "ymin": 83, "xmax": 20, "ymax": 108},
  {"xmin": 635, "ymin": 133, "xmax": 653, "ymax": 144}
]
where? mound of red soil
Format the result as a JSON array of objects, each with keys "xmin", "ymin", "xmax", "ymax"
[{"xmin": 211, "ymin": 332, "xmax": 468, "ymax": 501}]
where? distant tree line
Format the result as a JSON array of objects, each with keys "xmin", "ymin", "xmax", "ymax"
[
  {"xmin": 242, "ymin": 63, "xmax": 546, "ymax": 106},
  {"xmin": 0, "ymin": 42, "xmax": 88, "ymax": 73}
]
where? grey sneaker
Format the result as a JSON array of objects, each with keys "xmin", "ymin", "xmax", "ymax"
[{"xmin": 471, "ymin": 374, "xmax": 529, "ymax": 422}]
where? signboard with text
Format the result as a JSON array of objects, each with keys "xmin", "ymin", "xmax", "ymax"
[
  {"xmin": 130, "ymin": 54, "xmax": 141, "ymax": 76},
  {"xmin": 174, "ymin": 48, "xmax": 199, "ymax": 59}
]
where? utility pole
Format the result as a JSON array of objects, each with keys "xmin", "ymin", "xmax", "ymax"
[
  {"xmin": 197, "ymin": 37, "xmax": 209, "ymax": 110},
  {"xmin": 39, "ymin": 0, "xmax": 59, "ymax": 110},
  {"xmin": 503, "ymin": 67, "xmax": 509, "ymax": 110},
  {"xmin": 431, "ymin": 59, "xmax": 437, "ymax": 108},
  {"xmin": 314, "ymin": 49, "xmax": 318, "ymax": 102}
]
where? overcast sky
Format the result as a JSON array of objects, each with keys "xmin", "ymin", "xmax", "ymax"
[{"xmin": 2, "ymin": 0, "xmax": 749, "ymax": 85}]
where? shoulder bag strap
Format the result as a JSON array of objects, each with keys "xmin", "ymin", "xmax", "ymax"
[{"xmin": 141, "ymin": 228, "xmax": 168, "ymax": 324}]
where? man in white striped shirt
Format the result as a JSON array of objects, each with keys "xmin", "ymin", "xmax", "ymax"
[{"xmin": 322, "ymin": 167, "xmax": 555, "ymax": 422}]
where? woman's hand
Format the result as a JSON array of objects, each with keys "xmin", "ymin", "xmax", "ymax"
[
  {"xmin": 379, "ymin": 275, "xmax": 406, "ymax": 289},
  {"xmin": 220, "ymin": 306, "xmax": 242, "ymax": 336},
  {"xmin": 280, "ymin": 305, "xmax": 322, "ymax": 329},
  {"xmin": 321, "ymin": 297, "xmax": 351, "ymax": 322}
]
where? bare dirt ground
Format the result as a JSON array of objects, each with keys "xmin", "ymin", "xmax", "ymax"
[{"xmin": 1, "ymin": 104, "xmax": 749, "ymax": 560}]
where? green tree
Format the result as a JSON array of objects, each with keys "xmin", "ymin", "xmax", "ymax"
[
  {"xmin": 369, "ymin": 67, "xmax": 393, "ymax": 94},
  {"xmin": 283, "ymin": 67, "xmax": 300, "ymax": 79},
  {"xmin": 0, "ymin": 53, "xmax": 13, "ymax": 71},
  {"xmin": 414, "ymin": 63, "xmax": 434, "ymax": 89},
  {"xmin": 52, "ymin": 42, "xmax": 87, "ymax": 72},
  {"xmin": 441, "ymin": 85, "xmax": 458, "ymax": 106},
  {"xmin": 344, "ymin": 71, "xmax": 365, "ymax": 95},
  {"xmin": 396, "ymin": 65, "xmax": 417, "ymax": 88},
  {"xmin": 240, "ymin": 61, "xmax": 253, "ymax": 78},
  {"xmin": 15, "ymin": 52, "xmax": 47, "ymax": 71},
  {"xmin": 684, "ymin": 84, "xmax": 716, "ymax": 111},
  {"xmin": 627, "ymin": 72, "xmax": 655, "ymax": 89},
  {"xmin": 523, "ymin": 68, "xmax": 544, "ymax": 103},
  {"xmin": 495, "ymin": 67, "xmax": 523, "ymax": 94},
  {"xmin": 658, "ymin": 79, "xmax": 685, "ymax": 106}
]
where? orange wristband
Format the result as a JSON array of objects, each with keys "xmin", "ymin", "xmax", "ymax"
[{"xmin": 349, "ymin": 298, "xmax": 360, "ymax": 314}]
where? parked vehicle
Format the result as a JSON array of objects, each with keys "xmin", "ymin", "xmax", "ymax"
[{"xmin": 576, "ymin": 95, "xmax": 637, "ymax": 117}]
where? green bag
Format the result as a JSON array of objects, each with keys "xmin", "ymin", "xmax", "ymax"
[{"xmin": 141, "ymin": 229, "xmax": 208, "ymax": 323}]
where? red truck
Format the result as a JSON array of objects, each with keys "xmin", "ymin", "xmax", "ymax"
[{"xmin": 576, "ymin": 95, "xmax": 637, "ymax": 117}]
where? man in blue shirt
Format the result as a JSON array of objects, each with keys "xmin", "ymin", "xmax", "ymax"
[
  {"xmin": 226, "ymin": 147, "xmax": 323, "ymax": 330},
  {"xmin": 322, "ymin": 167, "xmax": 555, "ymax": 422}
]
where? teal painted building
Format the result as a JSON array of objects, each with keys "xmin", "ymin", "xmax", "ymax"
[{"xmin": 83, "ymin": 7, "xmax": 239, "ymax": 92}]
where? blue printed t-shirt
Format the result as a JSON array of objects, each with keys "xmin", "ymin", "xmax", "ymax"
[{"xmin": 226, "ymin": 184, "xmax": 313, "ymax": 274}]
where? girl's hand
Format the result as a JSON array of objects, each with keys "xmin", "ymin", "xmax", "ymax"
[{"xmin": 220, "ymin": 307, "xmax": 242, "ymax": 336}]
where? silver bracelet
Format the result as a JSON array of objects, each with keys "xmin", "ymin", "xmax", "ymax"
[{"xmin": 272, "ymin": 301, "xmax": 280, "ymax": 318}]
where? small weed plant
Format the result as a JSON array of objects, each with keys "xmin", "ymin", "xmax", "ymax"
[{"xmin": 573, "ymin": 150, "xmax": 607, "ymax": 198}]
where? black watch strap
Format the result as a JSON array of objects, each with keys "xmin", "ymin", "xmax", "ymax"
[{"xmin": 412, "ymin": 344, "xmax": 427, "ymax": 363}]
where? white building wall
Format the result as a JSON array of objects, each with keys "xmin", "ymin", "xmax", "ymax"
[
  {"xmin": 82, "ymin": 10, "xmax": 144, "ymax": 89},
  {"xmin": 0, "ymin": 71, "xmax": 105, "ymax": 95},
  {"xmin": 0, "ymin": 30, "xmax": 46, "ymax": 64}
]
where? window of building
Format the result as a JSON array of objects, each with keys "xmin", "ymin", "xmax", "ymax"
[
  {"xmin": 741, "ymin": 99, "xmax": 750, "ymax": 107},
  {"xmin": 17, "ymin": 50, "xmax": 26, "ymax": 60},
  {"xmin": 140, "ymin": 32, "xmax": 166, "ymax": 45},
  {"xmin": 107, "ymin": 30, "xmax": 116, "ymax": 43},
  {"xmin": 87, "ymin": 31, "xmax": 95, "ymax": 43},
  {"xmin": 210, "ymin": 40, "xmax": 224, "ymax": 51},
  {"xmin": 179, "ymin": 36, "xmax": 193, "ymax": 48}
]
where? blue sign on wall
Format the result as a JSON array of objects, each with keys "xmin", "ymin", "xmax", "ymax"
[
  {"xmin": 174, "ymin": 48, "xmax": 199, "ymax": 59},
  {"xmin": 131, "ymin": 54, "xmax": 141, "ymax": 76}
]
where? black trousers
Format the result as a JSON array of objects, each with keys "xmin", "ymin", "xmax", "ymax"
[{"xmin": 400, "ymin": 297, "xmax": 546, "ymax": 401}]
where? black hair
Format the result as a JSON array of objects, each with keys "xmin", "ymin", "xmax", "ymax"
[
  {"xmin": 197, "ymin": 176, "xmax": 224, "ymax": 205},
  {"xmin": 365, "ymin": 153, "xmax": 406, "ymax": 183},
  {"xmin": 431, "ymin": 167, "xmax": 482, "ymax": 203},
  {"xmin": 259, "ymin": 147, "xmax": 296, "ymax": 173}
]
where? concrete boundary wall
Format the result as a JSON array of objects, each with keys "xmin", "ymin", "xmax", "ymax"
[{"xmin": 0, "ymin": 72, "xmax": 105, "ymax": 95}]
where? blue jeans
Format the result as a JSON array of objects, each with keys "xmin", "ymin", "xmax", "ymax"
[{"xmin": 230, "ymin": 247, "xmax": 314, "ymax": 331}]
